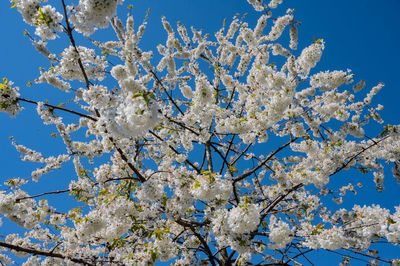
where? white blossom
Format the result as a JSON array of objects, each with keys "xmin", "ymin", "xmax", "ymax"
[
  {"xmin": 0, "ymin": 79, "xmax": 22, "ymax": 117},
  {"xmin": 227, "ymin": 203, "xmax": 260, "ymax": 234},
  {"xmin": 70, "ymin": 0, "xmax": 124, "ymax": 36}
]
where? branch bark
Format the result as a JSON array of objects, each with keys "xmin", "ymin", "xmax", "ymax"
[{"xmin": 0, "ymin": 241, "xmax": 95, "ymax": 266}]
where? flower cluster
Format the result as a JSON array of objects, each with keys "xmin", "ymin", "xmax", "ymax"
[
  {"xmin": 13, "ymin": 1, "xmax": 63, "ymax": 40},
  {"xmin": 191, "ymin": 172, "xmax": 232, "ymax": 201},
  {"xmin": 0, "ymin": 78, "xmax": 21, "ymax": 117},
  {"xmin": 227, "ymin": 202, "xmax": 260, "ymax": 234},
  {"xmin": 33, "ymin": 5, "xmax": 63, "ymax": 40},
  {"xmin": 57, "ymin": 46, "xmax": 107, "ymax": 82},
  {"xmin": 70, "ymin": 0, "xmax": 124, "ymax": 36}
]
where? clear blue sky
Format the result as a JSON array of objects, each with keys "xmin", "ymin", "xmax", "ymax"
[{"xmin": 1, "ymin": 0, "xmax": 400, "ymax": 265}]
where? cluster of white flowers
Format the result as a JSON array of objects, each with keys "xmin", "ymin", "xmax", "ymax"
[
  {"xmin": 70, "ymin": 0, "xmax": 124, "ymax": 36},
  {"xmin": 247, "ymin": 0, "xmax": 264, "ymax": 11},
  {"xmin": 268, "ymin": 0, "xmax": 283, "ymax": 9},
  {"xmin": 0, "ymin": 79, "xmax": 22, "ymax": 117},
  {"xmin": 33, "ymin": 5, "xmax": 63, "ymax": 40},
  {"xmin": 387, "ymin": 207, "xmax": 400, "ymax": 244},
  {"xmin": 73, "ymin": 196, "xmax": 137, "ymax": 242},
  {"xmin": 289, "ymin": 24, "xmax": 298, "ymax": 50},
  {"xmin": 310, "ymin": 70, "xmax": 353, "ymax": 91},
  {"xmin": 31, "ymin": 39, "xmax": 57, "ymax": 62},
  {"xmin": 82, "ymin": 84, "xmax": 114, "ymax": 110},
  {"xmin": 35, "ymin": 70, "xmax": 71, "ymax": 91},
  {"xmin": 96, "ymin": 64, "xmax": 160, "ymax": 138},
  {"xmin": 227, "ymin": 202, "xmax": 260, "ymax": 234},
  {"xmin": 13, "ymin": 1, "xmax": 63, "ymax": 40},
  {"xmin": 268, "ymin": 216, "xmax": 293, "ymax": 249},
  {"xmin": 193, "ymin": 75, "xmax": 215, "ymax": 106},
  {"xmin": 296, "ymin": 41, "xmax": 325, "ymax": 78},
  {"xmin": 31, "ymin": 154, "xmax": 70, "ymax": 182},
  {"xmin": 101, "ymin": 91, "xmax": 159, "ymax": 138},
  {"xmin": 11, "ymin": 124, "xmax": 71, "ymax": 182},
  {"xmin": 191, "ymin": 173, "xmax": 232, "ymax": 201},
  {"xmin": 11, "ymin": 138, "xmax": 43, "ymax": 162},
  {"xmin": 300, "ymin": 223, "xmax": 348, "ymax": 250},
  {"xmin": 36, "ymin": 101, "xmax": 62, "ymax": 124},
  {"xmin": 137, "ymin": 174, "xmax": 165, "ymax": 202},
  {"xmin": 36, "ymin": 45, "xmax": 107, "ymax": 90},
  {"xmin": 12, "ymin": 0, "xmax": 42, "ymax": 25},
  {"xmin": 267, "ymin": 14, "xmax": 293, "ymax": 41},
  {"xmin": 58, "ymin": 46, "xmax": 107, "ymax": 81},
  {"xmin": 0, "ymin": 190, "xmax": 49, "ymax": 229}
]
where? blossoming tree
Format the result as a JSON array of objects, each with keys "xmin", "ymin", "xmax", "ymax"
[{"xmin": 1, "ymin": 0, "xmax": 400, "ymax": 265}]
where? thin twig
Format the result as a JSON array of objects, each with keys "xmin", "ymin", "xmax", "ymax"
[{"xmin": 18, "ymin": 97, "xmax": 97, "ymax": 121}]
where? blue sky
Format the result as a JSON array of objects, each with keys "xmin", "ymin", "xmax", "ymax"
[{"xmin": 1, "ymin": 0, "xmax": 400, "ymax": 265}]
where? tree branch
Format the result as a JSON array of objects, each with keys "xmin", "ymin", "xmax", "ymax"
[
  {"xmin": 234, "ymin": 137, "xmax": 298, "ymax": 183},
  {"xmin": 18, "ymin": 97, "xmax": 97, "ymax": 121},
  {"xmin": 0, "ymin": 241, "xmax": 95, "ymax": 266}
]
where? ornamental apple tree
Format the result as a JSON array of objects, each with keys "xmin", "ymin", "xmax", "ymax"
[{"xmin": 1, "ymin": 0, "xmax": 400, "ymax": 265}]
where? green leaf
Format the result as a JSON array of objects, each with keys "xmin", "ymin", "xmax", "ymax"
[
  {"xmin": 151, "ymin": 250, "xmax": 157, "ymax": 262},
  {"xmin": 357, "ymin": 166, "xmax": 369, "ymax": 175},
  {"xmin": 313, "ymin": 37, "xmax": 323, "ymax": 44}
]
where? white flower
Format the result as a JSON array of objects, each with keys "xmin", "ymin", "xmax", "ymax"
[
  {"xmin": 227, "ymin": 203, "xmax": 260, "ymax": 234},
  {"xmin": 180, "ymin": 83, "xmax": 194, "ymax": 99},
  {"xmin": 310, "ymin": 70, "xmax": 353, "ymax": 91},
  {"xmin": 57, "ymin": 46, "xmax": 108, "ymax": 81},
  {"xmin": 33, "ymin": 5, "xmax": 63, "ymax": 40},
  {"xmin": 137, "ymin": 177, "xmax": 164, "ymax": 202},
  {"xmin": 267, "ymin": 15, "xmax": 293, "ymax": 41},
  {"xmin": 111, "ymin": 65, "xmax": 128, "ymax": 81},
  {"xmin": 296, "ymin": 41, "xmax": 325, "ymax": 78},
  {"xmin": 103, "ymin": 92, "xmax": 159, "ymax": 138},
  {"xmin": 194, "ymin": 75, "xmax": 214, "ymax": 105},
  {"xmin": 191, "ymin": 174, "xmax": 232, "ymax": 201},
  {"xmin": 0, "ymin": 79, "xmax": 22, "ymax": 117},
  {"xmin": 70, "ymin": 0, "xmax": 123, "ymax": 36},
  {"xmin": 268, "ymin": 216, "xmax": 293, "ymax": 249},
  {"xmin": 247, "ymin": 0, "xmax": 264, "ymax": 11}
]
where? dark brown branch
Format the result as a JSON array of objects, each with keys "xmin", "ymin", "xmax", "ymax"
[
  {"xmin": 330, "ymin": 135, "xmax": 390, "ymax": 177},
  {"xmin": 150, "ymin": 70, "xmax": 184, "ymax": 115},
  {"xmin": 61, "ymin": 0, "xmax": 92, "ymax": 88},
  {"xmin": 219, "ymin": 135, "xmax": 235, "ymax": 175},
  {"xmin": 224, "ymin": 86, "xmax": 236, "ymax": 110},
  {"xmin": 16, "ymin": 189, "xmax": 70, "ymax": 201},
  {"xmin": 231, "ymin": 143, "xmax": 253, "ymax": 167},
  {"xmin": 209, "ymin": 143, "xmax": 231, "ymax": 173},
  {"xmin": 0, "ymin": 241, "xmax": 95, "ymax": 266},
  {"xmin": 111, "ymin": 140, "xmax": 146, "ymax": 182},
  {"xmin": 17, "ymin": 97, "xmax": 97, "ymax": 121},
  {"xmin": 343, "ymin": 248, "xmax": 391, "ymax": 264},
  {"xmin": 290, "ymin": 244, "xmax": 314, "ymax": 266},
  {"xmin": 162, "ymin": 112, "xmax": 199, "ymax": 136},
  {"xmin": 324, "ymin": 249, "xmax": 370, "ymax": 264},
  {"xmin": 234, "ymin": 137, "xmax": 298, "ymax": 183},
  {"xmin": 149, "ymin": 130, "xmax": 201, "ymax": 173},
  {"xmin": 260, "ymin": 183, "xmax": 303, "ymax": 216},
  {"xmin": 175, "ymin": 219, "xmax": 219, "ymax": 266}
]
